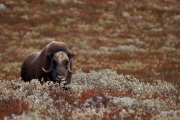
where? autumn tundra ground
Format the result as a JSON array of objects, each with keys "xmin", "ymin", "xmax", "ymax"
[{"xmin": 0, "ymin": 0, "xmax": 180, "ymax": 119}]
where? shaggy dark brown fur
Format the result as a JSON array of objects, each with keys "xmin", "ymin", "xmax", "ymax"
[{"xmin": 21, "ymin": 41, "xmax": 75, "ymax": 84}]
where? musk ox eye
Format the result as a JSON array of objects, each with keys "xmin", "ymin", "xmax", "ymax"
[
  {"xmin": 63, "ymin": 59, "xmax": 69, "ymax": 66},
  {"xmin": 52, "ymin": 59, "xmax": 57, "ymax": 66}
]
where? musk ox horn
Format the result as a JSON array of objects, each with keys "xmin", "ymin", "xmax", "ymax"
[
  {"xmin": 42, "ymin": 61, "xmax": 52, "ymax": 73},
  {"xmin": 42, "ymin": 67, "xmax": 51, "ymax": 73},
  {"xmin": 67, "ymin": 65, "xmax": 79, "ymax": 74},
  {"xmin": 42, "ymin": 66, "xmax": 52, "ymax": 73}
]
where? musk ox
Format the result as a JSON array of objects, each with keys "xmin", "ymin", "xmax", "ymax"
[{"xmin": 21, "ymin": 41, "xmax": 78, "ymax": 84}]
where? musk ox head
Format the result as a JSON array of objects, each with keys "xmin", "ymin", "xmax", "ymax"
[{"xmin": 42, "ymin": 51, "xmax": 77, "ymax": 83}]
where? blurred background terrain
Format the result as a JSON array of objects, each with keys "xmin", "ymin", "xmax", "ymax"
[{"xmin": 0, "ymin": 0, "xmax": 180, "ymax": 87}]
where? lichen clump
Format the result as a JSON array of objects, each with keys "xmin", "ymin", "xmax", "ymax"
[{"xmin": 0, "ymin": 69, "xmax": 179, "ymax": 119}]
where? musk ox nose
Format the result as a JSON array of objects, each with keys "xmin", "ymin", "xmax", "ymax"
[{"xmin": 56, "ymin": 75, "xmax": 66, "ymax": 81}]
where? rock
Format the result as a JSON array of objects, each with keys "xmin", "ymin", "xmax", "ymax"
[
  {"xmin": 121, "ymin": 11, "xmax": 130, "ymax": 17},
  {"xmin": 0, "ymin": 3, "xmax": 6, "ymax": 10}
]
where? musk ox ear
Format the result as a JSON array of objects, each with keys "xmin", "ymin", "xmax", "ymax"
[{"xmin": 68, "ymin": 53, "xmax": 75, "ymax": 59}]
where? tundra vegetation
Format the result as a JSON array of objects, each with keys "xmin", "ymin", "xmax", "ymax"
[{"xmin": 0, "ymin": 0, "xmax": 180, "ymax": 119}]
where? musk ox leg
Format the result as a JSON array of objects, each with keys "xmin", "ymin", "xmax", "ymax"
[{"xmin": 62, "ymin": 86, "xmax": 70, "ymax": 91}]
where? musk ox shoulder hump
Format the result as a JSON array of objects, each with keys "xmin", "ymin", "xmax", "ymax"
[
  {"xmin": 46, "ymin": 41, "xmax": 70, "ymax": 54},
  {"xmin": 26, "ymin": 52, "xmax": 40, "ymax": 63}
]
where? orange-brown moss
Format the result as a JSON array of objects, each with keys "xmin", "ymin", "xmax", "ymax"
[{"xmin": 0, "ymin": 99, "xmax": 29, "ymax": 119}]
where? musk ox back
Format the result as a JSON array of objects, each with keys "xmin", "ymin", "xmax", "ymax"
[{"xmin": 21, "ymin": 41, "xmax": 77, "ymax": 84}]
